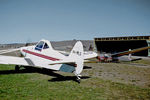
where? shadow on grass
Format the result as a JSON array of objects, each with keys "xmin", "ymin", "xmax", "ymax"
[
  {"xmin": 83, "ymin": 66, "xmax": 92, "ymax": 69},
  {"xmin": 48, "ymin": 76, "xmax": 90, "ymax": 83},
  {"xmin": 0, "ymin": 69, "xmax": 36, "ymax": 75},
  {"xmin": 0, "ymin": 67, "xmax": 90, "ymax": 83}
]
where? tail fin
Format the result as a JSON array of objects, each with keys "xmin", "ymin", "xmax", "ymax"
[{"xmin": 69, "ymin": 41, "xmax": 84, "ymax": 76}]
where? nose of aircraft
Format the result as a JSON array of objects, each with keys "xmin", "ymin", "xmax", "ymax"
[{"xmin": 20, "ymin": 47, "xmax": 27, "ymax": 57}]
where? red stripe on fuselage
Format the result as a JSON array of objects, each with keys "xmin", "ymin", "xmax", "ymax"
[{"xmin": 23, "ymin": 49, "xmax": 60, "ymax": 61}]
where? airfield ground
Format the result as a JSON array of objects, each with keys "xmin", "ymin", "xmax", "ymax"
[{"xmin": 0, "ymin": 59, "xmax": 150, "ymax": 100}]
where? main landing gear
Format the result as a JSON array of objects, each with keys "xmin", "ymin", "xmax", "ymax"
[{"xmin": 15, "ymin": 65, "xmax": 20, "ymax": 71}]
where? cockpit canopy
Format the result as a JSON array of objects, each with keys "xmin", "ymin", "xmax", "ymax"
[{"xmin": 35, "ymin": 41, "xmax": 49, "ymax": 51}]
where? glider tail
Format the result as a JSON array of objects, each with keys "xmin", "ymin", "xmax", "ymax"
[{"xmin": 69, "ymin": 41, "xmax": 84, "ymax": 76}]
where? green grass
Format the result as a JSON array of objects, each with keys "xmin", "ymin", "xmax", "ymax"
[{"xmin": 0, "ymin": 64, "xmax": 150, "ymax": 100}]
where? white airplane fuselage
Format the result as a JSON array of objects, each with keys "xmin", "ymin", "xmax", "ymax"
[
  {"xmin": 20, "ymin": 44, "xmax": 67, "ymax": 70},
  {"xmin": 0, "ymin": 39, "xmax": 98, "ymax": 82}
]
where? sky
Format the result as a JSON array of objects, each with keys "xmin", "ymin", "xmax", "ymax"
[{"xmin": 0, "ymin": 0, "xmax": 150, "ymax": 43}]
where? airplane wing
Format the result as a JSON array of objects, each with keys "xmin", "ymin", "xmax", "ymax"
[
  {"xmin": 49, "ymin": 51, "xmax": 98, "ymax": 65},
  {"xmin": 0, "ymin": 55, "xmax": 68, "ymax": 71},
  {"xmin": 0, "ymin": 55, "xmax": 30, "ymax": 66},
  {"xmin": 0, "ymin": 48, "xmax": 20, "ymax": 54},
  {"xmin": 112, "ymin": 46, "xmax": 150, "ymax": 57},
  {"xmin": 56, "ymin": 50, "xmax": 69, "ymax": 56},
  {"xmin": 57, "ymin": 50, "xmax": 98, "ymax": 60},
  {"xmin": 84, "ymin": 51, "xmax": 98, "ymax": 59}
]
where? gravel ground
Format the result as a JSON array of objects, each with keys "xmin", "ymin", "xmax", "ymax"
[{"xmin": 83, "ymin": 60, "xmax": 150, "ymax": 88}]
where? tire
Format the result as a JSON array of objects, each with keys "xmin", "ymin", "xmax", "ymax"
[{"xmin": 15, "ymin": 65, "xmax": 20, "ymax": 71}]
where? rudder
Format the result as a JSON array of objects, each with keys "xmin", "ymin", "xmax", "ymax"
[{"xmin": 69, "ymin": 41, "xmax": 84, "ymax": 76}]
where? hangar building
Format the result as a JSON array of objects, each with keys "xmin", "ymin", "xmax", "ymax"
[{"xmin": 94, "ymin": 36, "xmax": 150, "ymax": 56}]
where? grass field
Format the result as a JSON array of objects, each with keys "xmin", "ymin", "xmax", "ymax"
[{"xmin": 0, "ymin": 60, "xmax": 150, "ymax": 100}]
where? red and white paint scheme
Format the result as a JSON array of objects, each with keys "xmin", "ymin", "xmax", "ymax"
[{"xmin": 0, "ymin": 39, "xmax": 97, "ymax": 82}]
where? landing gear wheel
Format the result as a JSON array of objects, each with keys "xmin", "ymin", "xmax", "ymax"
[
  {"xmin": 15, "ymin": 65, "xmax": 20, "ymax": 71},
  {"xmin": 74, "ymin": 71, "xmax": 82, "ymax": 83}
]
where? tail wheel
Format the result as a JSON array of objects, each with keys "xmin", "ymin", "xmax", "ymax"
[
  {"xmin": 76, "ymin": 75, "xmax": 81, "ymax": 83},
  {"xmin": 15, "ymin": 65, "xmax": 20, "ymax": 71}
]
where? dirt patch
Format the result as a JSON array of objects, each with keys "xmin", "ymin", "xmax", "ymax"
[{"xmin": 83, "ymin": 60, "xmax": 150, "ymax": 88}]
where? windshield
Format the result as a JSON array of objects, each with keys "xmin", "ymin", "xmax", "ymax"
[{"xmin": 35, "ymin": 41, "xmax": 44, "ymax": 51}]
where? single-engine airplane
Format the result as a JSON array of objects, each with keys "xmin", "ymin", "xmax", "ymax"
[
  {"xmin": 97, "ymin": 46, "xmax": 150, "ymax": 62},
  {"xmin": 0, "ymin": 39, "xmax": 97, "ymax": 82}
]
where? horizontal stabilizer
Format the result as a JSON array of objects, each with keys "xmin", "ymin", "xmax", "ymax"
[{"xmin": 49, "ymin": 59, "xmax": 75, "ymax": 65}]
